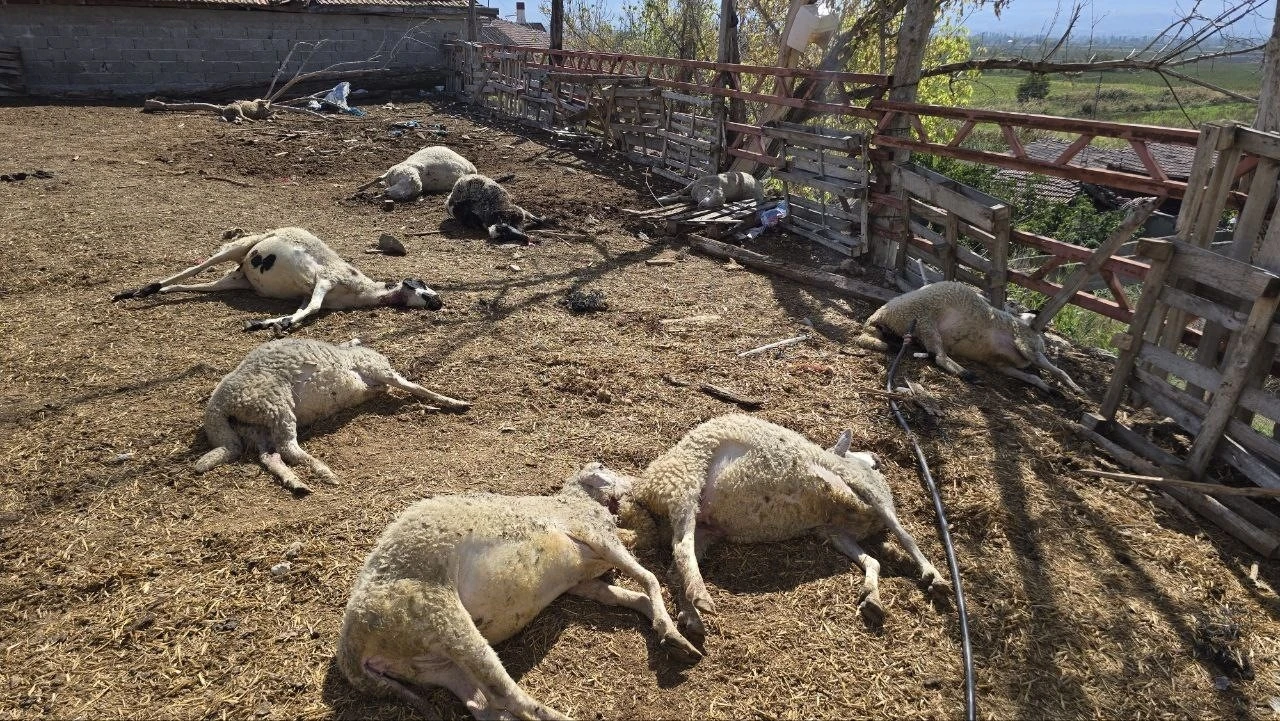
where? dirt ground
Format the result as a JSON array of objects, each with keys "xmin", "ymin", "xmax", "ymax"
[{"xmin": 1, "ymin": 99, "xmax": 1279, "ymax": 721}]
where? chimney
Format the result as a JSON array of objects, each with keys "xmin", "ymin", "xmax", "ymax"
[{"xmin": 515, "ymin": 1, "xmax": 526, "ymax": 23}]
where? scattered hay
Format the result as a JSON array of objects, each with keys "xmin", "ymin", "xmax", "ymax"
[{"xmin": 0, "ymin": 102, "xmax": 1277, "ymax": 720}]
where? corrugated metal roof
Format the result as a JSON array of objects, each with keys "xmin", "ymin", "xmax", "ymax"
[{"xmin": 479, "ymin": 17, "xmax": 549, "ymax": 47}]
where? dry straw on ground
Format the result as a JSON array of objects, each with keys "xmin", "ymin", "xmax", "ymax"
[{"xmin": 1, "ymin": 102, "xmax": 1277, "ymax": 720}]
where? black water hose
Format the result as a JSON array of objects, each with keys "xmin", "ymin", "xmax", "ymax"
[{"xmin": 886, "ymin": 321, "xmax": 977, "ymax": 721}]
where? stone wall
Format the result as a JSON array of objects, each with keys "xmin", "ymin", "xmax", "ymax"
[{"xmin": 0, "ymin": 5, "xmax": 475, "ymax": 98}]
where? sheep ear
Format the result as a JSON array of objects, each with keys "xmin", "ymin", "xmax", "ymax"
[
  {"xmin": 847, "ymin": 451, "xmax": 879, "ymax": 470},
  {"xmin": 577, "ymin": 462, "xmax": 631, "ymax": 496},
  {"xmin": 829, "ymin": 429, "xmax": 853, "ymax": 456},
  {"xmin": 1019, "ymin": 312, "xmax": 1037, "ymax": 325}
]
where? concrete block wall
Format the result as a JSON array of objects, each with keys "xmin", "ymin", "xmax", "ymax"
[{"xmin": 0, "ymin": 5, "xmax": 468, "ymax": 97}]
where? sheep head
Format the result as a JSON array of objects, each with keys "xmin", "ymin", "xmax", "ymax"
[
  {"xmin": 565, "ymin": 461, "xmax": 635, "ymax": 515},
  {"xmin": 386, "ymin": 279, "xmax": 443, "ymax": 311}
]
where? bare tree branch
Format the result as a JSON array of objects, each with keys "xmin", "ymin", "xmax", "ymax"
[{"xmin": 922, "ymin": 43, "xmax": 1265, "ymax": 97}]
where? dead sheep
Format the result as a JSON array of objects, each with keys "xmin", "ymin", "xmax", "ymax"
[
  {"xmin": 337, "ymin": 462, "xmax": 699, "ymax": 720},
  {"xmin": 856, "ymin": 280, "xmax": 1084, "ymax": 395},
  {"xmin": 373, "ymin": 146, "xmax": 478, "ymax": 201},
  {"xmin": 196, "ymin": 338, "xmax": 469, "ymax": 494},
  {"xmin": 446, "ymin": 173, "xmax": 545, "ymax": 244},
  {"xmin": 112, "ymin": 227, "xmax": 446, "ymax": 333},
  {"xmin": 620, "ymin": 414, "xmax": 947, "ymax": 637},
  {"xmin": 656, "ymin": 171, "xmax": 764, "ymax": 209}
]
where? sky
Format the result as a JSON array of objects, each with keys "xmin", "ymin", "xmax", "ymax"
[{"xmin": 480, "ymin": 0, "xmax": 1276, "ymax": 41}]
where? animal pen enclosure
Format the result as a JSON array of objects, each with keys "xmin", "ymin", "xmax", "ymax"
[
  {"xmin": 6, "ymin": 76, "xmax": 1280, "ymax": 721},
  {"xmin": 448, "ymin": 42, "xmax": 1280, "ymax": 556}
]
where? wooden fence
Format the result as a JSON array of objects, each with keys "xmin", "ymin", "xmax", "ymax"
[{"xmin": 446, "ymin": 43, "xmax": 1280, "ymax": 553}]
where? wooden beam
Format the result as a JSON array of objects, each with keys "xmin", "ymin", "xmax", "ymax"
[
  {"xmin": 687, "ymin": 234, "xmax": 895, "ymax": 305},
  {"xmin": 1031, "ymin": 196, "xmax": 1159, "ymax": 333},
  {"xmin": 1082, "ymin": 469, "xmax": 1280, "ymax": 499}
]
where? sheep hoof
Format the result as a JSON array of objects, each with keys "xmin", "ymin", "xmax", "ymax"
[
  {"xmin": 857, "ymin": 594, "xmax": 885, "ymax": 627},
  {"xmin": 244, "ymin": 318, "xmax": 292, "ymax": 335},
  {"xmin": 491, "ymin": 223, "xmax": 530, "ymax": 245},
  {"xmin": 112, "ymin": 282, "xmax": 161, "ymax": 301},
  {"xmin": 959, "ymin": 370, "xmax": 979, "ymax": 384},
  {"xmin": 693, "ymin": 595, "xmax": 716, "ymax": 615},
  {"xmin": 660, "ymin": 631, "xmax": 704, "ymax": 661},
  {"xmin": 677, "ymin": 610, "xmax": 706, "ymax": 643},
  {"xmin": 923, "ymin": 570, "xmax": 951, "ymax": 598}
]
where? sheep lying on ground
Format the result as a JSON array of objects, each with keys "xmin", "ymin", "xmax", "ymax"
[
  {"xmin": 855, "ymin": 280, "xmax": 1084, "ymax": 395},
  {"xmin": 620, "ymin": 414, "xmax": 947, "ymax": 636},
  {"xmin": 446, "ymin": 173, "xmax": 546, "ymax": 244},
  {"xmin": 197, "ymin": 338, "xmax": 469, "ymax": 494},
  {"xmin": 368, "ymin": 146, "xmax": 477, "ymax": 201},
  {"xmin": 656, "ymin": 171, "xmax": 763, "ymax": 209},
  {"xmin": 112, "ymin": 227, "xmax": 445, "ymax": 333},
  {"xmin": 338, "ymin": 462, "xmax": 700, "ymax": 720}
]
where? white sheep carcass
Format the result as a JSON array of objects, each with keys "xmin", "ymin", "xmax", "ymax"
[
  {"xmin": 655, "ymin": 171, "xmax": 764, "ymax": 209},
  {"xmin": 446, "ymin": 173, "xmax": 545, "ymax": 244},
  {"xmin": 621, "ymin": 414, "xmax": 947, "ymax": 636},
  {"xmin": 337, "ymin": 462, "xmax": 700, "ymax": 720},
  {"xmin": 112, "ymin": 227, "xmax": 446, "ymax": 333},
  {"xmin": 856, "ymin": 280, "xmax": 1084, "ymax": 394},
  {"xmin": 197, "ymin": 338, "xmax": 469, "ymax": 494},
  {"xmin": 376, "ymin": 146, "xmax": 478, "ymax": 201}
]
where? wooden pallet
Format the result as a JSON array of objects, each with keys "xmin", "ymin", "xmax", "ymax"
[
  {"xmin": 639, "ymin": 198, "xmax": 761, "ymax": 237},
  {"xmin": 0, "ymin": 48, "xmax": 26, "ymax": 98}
]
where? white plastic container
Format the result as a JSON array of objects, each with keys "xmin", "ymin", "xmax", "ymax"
[{"xmin": 786, "ymin": 2, "xmax": 840, "ymax": 52}]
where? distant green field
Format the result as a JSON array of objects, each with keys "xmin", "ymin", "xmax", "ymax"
[{"xmin": 963, "ymin": 61, "xmax": 1262, "ymax": 128}]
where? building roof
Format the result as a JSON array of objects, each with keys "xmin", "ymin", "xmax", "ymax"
[
  {"xmin": 1095, "ymin": 143, "xmax": 1200, "ymax": 180},
  {"xmin": 6, "ymin": 0, "xmax": 491, "ymax": 12},
  {"xmin": 992, "ymin": 137, "xmax": 1203, "ymax": 204},
  {"xmin": 479, "ymin": 17, "xmax": 550, "ymax": 47}
]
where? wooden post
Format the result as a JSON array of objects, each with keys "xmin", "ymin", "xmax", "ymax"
[
  {"xmin": 988, "ymin": 204, "xmax": 1010, "ymax": 308},
  {"xmin": 1187, "ymin": 280, "xmax": 1280, "ymax": 476},
  {"xmin": 1099, "ymin": 238, "xmax": 1176, "ymax": 420},
  {"xmin": 1254, "ymin": 1, "xmax": 1280, "ymax": 133},
  {"xmin": 1031, "ymin": 196, "xmax": 1159, "ymax": 333},
  {"xmin": 550, "ymin": 0, "xmax": 564, "ymax": 55}
]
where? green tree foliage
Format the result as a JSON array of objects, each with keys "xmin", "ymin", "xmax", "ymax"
[
  {"xmin": 1016, "ymin": 73, "xmax": 1050, "ymax": 103},
  {"xmin": 547, "ymin": 0, "xmax": 976, "ymax": 111}
]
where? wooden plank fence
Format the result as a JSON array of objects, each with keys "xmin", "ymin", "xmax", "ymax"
[{"xmin": 447, "ymin": 43, "xmax": 1280, "ymax": 553}]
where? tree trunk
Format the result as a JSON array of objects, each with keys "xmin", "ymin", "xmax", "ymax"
[
  {"xmin": 550, "ymin": 0, "xmax": 565, "ymax": 52},
  {"xmin": 1255, "ymin": 2, "xmax": 1280, "ymax": 131},
  {"xmin": 871, "ymin": 0, "xmax": 938, "ymax": 265}
]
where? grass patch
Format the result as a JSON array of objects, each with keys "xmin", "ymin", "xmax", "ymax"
[{"xmin": 963, "ymin": 64, "xmax": 1260, "ymax": 127}]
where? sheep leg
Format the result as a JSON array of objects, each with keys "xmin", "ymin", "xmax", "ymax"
[
  {"xmin": 820, "ymin": 527, "xmax": 884, "ymax": 625},
  {"xmin": 853, "ymin": 329, "xmax": 892, "ymax": 353},
  {"xmin": 433, "ymin": 597, "xmax": 570, "ymax": 721},
  {"xmin": 915, "ymin": 320, "xmax": 973, "ymax": 380},
  {"xmin": 271, "ymin": 417, "xmax": 338, "ymax": 484},
  {"xmin": 379, "ymin": 372, "xmax": 472, "ymax": 411},
  {"xmin": 406, "ymin": 661, "xmax": 507, "ymax": 721},
  {"xmin": 244, "ymin": 279, "xmax": 333, "ymax": 333},
  {"xmin": 112, "ymin": 236, "xmax": 258, "ymax": 300},
  {"xmin": 1034, "ymin": 351, "xmax": 1085, "ymax": 395},
  {"xmin": 257, "ymin": 450, "xmax": 312, "ymax": 495},
  {"xmin": 158, "ymin": 269, "xmax": 253, "ymax": 295},
  {"xmin": 995, "ymin": 364, "xmax": 1052, "ymax": 393},
  {"xmin": 880, "ymin": 510, "xmax": 949, "ymax": 597},
  {"xmin": 668, "ymin": 525, "xmax": 720, "ymax": 643},
  {"xmin": 195, "ymin": 412, "xmax": 243, "ymax": 473},
  {"xmin": 813, "ymin": 465, "xmax": 948, "ymax": 598},
  {"xmin": 668, "ymin": 506, "xmax": 716, "ymax": 639},
  {"xmin": 571, "ymin": 539, "xmax": 701, "ymax": 660}
]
